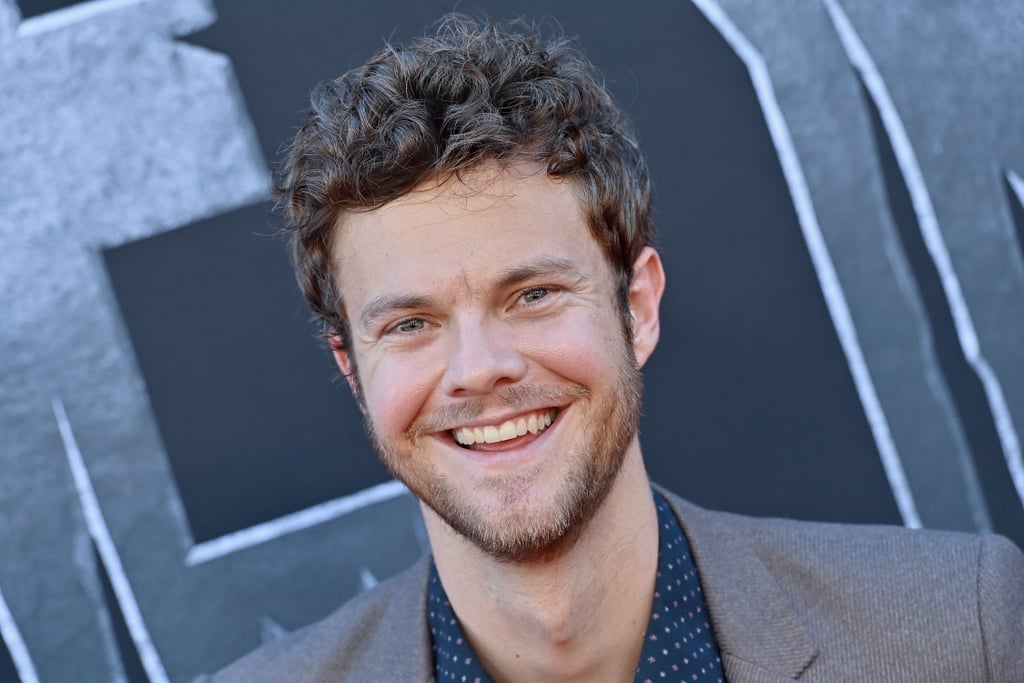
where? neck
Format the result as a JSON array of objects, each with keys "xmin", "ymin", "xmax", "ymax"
[{"xmin": 425, "ymin": 443, "xmax": 659, "ymax": 683}]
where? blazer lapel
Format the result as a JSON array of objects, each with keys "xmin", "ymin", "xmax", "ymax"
[
  {"xmin": 356, "ymin": 554, "xmax": 435, "ymax": 682},
  {"xmin": 658, "ymin": 487, "xmax": 817, "ymax": 682}
]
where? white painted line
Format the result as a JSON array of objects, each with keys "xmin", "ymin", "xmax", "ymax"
[
  {"xmin": 18, "ymin": 0, "xmax": 138, "ymax": 35},
  {"xmin": 824, "ymin": 0, "xmax": 1024, "ymax": 513},
  {"xmin": 258, "ymin": 616, "xmax": 288, "ymax": 644},
  {"xmin": 692, "ymin": 0, "xmax": 921, "ymax": 527},
  {"xmin": 185, "ymin": 480, "xmax": 408, "ymax": 566},
  {"xmin": 1007, "ymin": 169, "xmax": 1024, "ymax": 237},
  {"xmin": 0, "ymin": 586, "xmax": 39, "ymax": 683},
  {"xmin": 359, "ymin": 568, "xmax": 379, "ymax": 591},
  {"xmin": 51, "ymin": 397, "xmax": 169, "ymax": 683}
]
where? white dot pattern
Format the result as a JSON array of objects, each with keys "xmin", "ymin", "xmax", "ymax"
[
  {"xmin": 428, "ymin": 566, "xmax": 488, "ymax": 682},
  {"xmin": 427, "ymin": 490, "xmax": 726, "ymax": 682},
  {"xmin": 635, "ymin": 493, "xmax": 724, "ymax": 683}
]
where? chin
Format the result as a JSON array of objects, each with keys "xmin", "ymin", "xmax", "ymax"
[{"xmin": 419, "ymin": 445, "xmax": 628, "ymax": 564}]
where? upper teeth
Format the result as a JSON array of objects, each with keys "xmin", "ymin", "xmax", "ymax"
[{"xmin": 452, "ymin": 409, "xmax": 556, "ymax": 446}]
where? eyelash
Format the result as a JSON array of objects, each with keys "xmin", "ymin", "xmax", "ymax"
[
  {"xmin": 519, "ymin": 286, "xmax": 555, "ymax": 305},
  {"xmin": 383, "ymin": 286, "xmax": 558, "ymax": 336},
  {"xmin": 386, "ymin": 318, "xmax": 427, "ymax": 335}
]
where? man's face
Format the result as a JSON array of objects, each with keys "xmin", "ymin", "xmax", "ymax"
[{"xmin": 332, "ymin": 165, "xmax": 662, "ymax": 562}]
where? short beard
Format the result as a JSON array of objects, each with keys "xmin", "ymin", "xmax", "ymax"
[{"xmin": 364, "ymin": 345, "xmax": 644, "ymax": 565}]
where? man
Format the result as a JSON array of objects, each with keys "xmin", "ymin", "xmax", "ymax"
[{"xmin": 201, "ymin": 14, "xmax": 1024, "ymax": 682}]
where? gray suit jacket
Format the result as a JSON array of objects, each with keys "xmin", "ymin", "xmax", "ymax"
[{"xmin": 199, "ymin": 489, "xmax": 1024, "ymax": 682}]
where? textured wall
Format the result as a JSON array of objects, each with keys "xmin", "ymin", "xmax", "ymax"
[
  {"xmin": 694, "ymin": 0, "xmax": 1024, "ymax": 532},
  {"xmin": 1, "ymin": 1, "xmax": 1022, "ymax": 681}
]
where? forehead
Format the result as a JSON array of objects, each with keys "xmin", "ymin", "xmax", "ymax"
[
  {"xmin": 330, "ymin": 166, "xmax": 608, "ymax": 308},
  {"xmin": 337, "ymin": 164, "xmax": 585, "ymax": 244}
]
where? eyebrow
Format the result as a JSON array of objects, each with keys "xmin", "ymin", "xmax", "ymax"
[
  {"xmin": 357, "ymin": 257, "xmax": 587, "ymax": 331},
  {"xmin": 493, "ymin": 257, "xmax": 587, "ymax": 290},
  {"xmin": 359, "ymin": 294, "xmax": 438, "ymax": 331}
]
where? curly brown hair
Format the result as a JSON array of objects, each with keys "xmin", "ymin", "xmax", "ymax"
[{"xmin": 277, "ymin": 14, "xmax": 654, "ymax": 350}]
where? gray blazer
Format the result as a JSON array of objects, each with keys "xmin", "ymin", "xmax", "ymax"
[{"xmin": 199, "ymin": 489, "xmax": 1024, "ymax": 682}]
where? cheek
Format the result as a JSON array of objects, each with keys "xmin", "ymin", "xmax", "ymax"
[
  {"xmin": 521, "ymin": 311, "xmax": 626, "ymax": 386},
  {"xmin": 361, "ymin": 354, "xmax": 441, "ymax": 435}
]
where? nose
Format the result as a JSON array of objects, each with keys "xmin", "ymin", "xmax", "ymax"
[{"xmin": 440, "ymin": 317, "xmax": 527, "ymax": 396}]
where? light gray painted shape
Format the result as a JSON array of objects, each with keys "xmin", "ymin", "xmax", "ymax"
[
  {"xmin": 0, "ymin": 0, "xmax": 16, "ymax": 36},
  {"xmin": 53, "ymin": 397, "xmax": 167, "ymax": 682},
  {"xmin": 832, "ymin": 1, "xmax": 1024, "ymax": 510},
  {"xmin": 821, "ymin": 0, "xmax": 997, "ymax": 527},
  {"xmin": 0, "ymin": 586, "xmax": 40, "ymax": 683},
  {"xmin": 0, "ymin": 1, "xmax": 428, "ymax": 680},
  {"xmin": 4, "ymin": 1, "xmax": 1023, "ymax": 679},
  {"xmin": 700, "ymin": 0, "xmax": 996, "ymax": 530},
  {"xmin": 691, "ymin": 0, "xmax": 921, "ymax": 528}
]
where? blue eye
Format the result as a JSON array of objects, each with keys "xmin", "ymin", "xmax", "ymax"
[
  {"xmin": 393, "ymin": 318, "xmax": 426, "ymax": 333},
  {"xmin": 522, "ymin": 287, "xmax": 549, "ymax": 303}
]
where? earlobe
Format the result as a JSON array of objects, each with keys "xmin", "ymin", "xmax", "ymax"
[
  {"xmin": 628, "ymin": 247, "xmax": 666, "ymax": 369},
  {"xmin": 330, "ymin": 337, "xmax": 352, "ymax": 374},
  {"xmin": 330, "ymin": 338, "xmax": 364, "ymax": 409}
]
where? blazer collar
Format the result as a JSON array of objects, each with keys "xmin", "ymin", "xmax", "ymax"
[
  {"xmin": 657, "ymin": 486, "xmax": 818, "ymax": 681},
  {"xmin": 409, "ymin": 486, "xmax": 817, "ymax": 682}
]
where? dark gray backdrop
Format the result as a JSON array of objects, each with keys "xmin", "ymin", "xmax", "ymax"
[{"xmin": 2, "ymin": 0, "xmax": 1023, "ymax": 681}]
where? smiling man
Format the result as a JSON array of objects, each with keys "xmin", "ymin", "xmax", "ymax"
[
  {"xmin": 335, "ymin": 166, "xmax": 656, "ymax": 570},
  {"xmin": 200, "ymin": 14, "xmax": 1024, "ymax": 683}
]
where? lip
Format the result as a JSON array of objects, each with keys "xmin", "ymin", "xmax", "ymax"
[
  {"xmin": 437, "ymin": 406, "xmax": 566, "ymax": 467},
  {"xmin": 444, "ymin": 406, "xmax": 562, "ymax": 432}
]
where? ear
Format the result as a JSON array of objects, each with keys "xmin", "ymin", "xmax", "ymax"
[
  {"xmin": 628, "ymin": 247, "xmax": 666, "ymax": 369},
  {"xmin": 329, "ymin": 335, "xmax": 365, "ymax": 409}
]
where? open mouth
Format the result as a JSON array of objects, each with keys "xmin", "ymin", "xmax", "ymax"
[{"xmin": 451, "ymin": 408, "xmax": 558, "ymax": 448}]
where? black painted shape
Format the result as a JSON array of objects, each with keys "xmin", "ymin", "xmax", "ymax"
[
  {"xmin": 0, "ymin": 635, "xmax": 20, "ymax": 683},
  {"xmin": 92, "ymin": 544, "xmax": 146, "ymax": 683},
  {"xmin": 187, "ymin": 0, "xmax": 443, "ymax": 170},
  {"xmin": 862, "ymin": 80, "xmax": 1024, "ymax": 544},
  {"xmin": 1006, "ymin": 173, "xmax": 1024, "ymax": 278},
  {"xmin": 14, "ymin": 0, "xmax": 85, "ymax": 19},
  {"xmin": 624, "ymin": 3, "xmax": 899, "ymax": 524},
  {"xmin": 186, "ymin": 0, "xmax": 901, "ymax": 525},
  {"xmin": 103, "ymin": 202, "xmax": 387, "ymax": 542}
]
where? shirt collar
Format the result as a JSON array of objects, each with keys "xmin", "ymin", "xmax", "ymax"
[{"xmin": 427, "ymin": 489, "xmax": 725, "ymax": 682}]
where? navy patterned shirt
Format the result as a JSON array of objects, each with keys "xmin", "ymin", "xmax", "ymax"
[{"xmin": 428, "ymin": 490, "xmax": 726, "ymax": 682}]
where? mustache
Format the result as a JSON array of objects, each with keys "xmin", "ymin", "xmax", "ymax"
[{"xmin": 410, "ymin": 384, "xmax": 591, "ymax": 437}]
